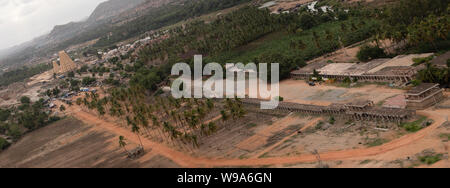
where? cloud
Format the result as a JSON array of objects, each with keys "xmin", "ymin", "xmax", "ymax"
[{"xmin": 0, "ymin": 0, "xmax": 107, "ymax": 49}]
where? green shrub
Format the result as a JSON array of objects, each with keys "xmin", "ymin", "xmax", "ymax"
[
  {"xmin": 419, "ymin": 154, "xmax": 443, "ymax": 165},
  {"xmin": 315, "ymin": 122, "xmax": 324, "ymax": 130},
  {"xmin": 329, "ymin": 117, "xmax": 336, "ymax": 125},
  {"xmin": 440, "ymin": 133, "xmax": 450, "ymax": 141},
  {"xmin": 60, "ymin": 105, "xmax": 66, "ymax": 112},
  {"xmin": 357, "ymin": 45, "xmax": 387, "ymax": 62},
  {"xmin": 412, "ymin": 56, "xmax": 434, "ymax": 66},
  {"xmin": 20, "ymin": 96, "xmax": 31, "ymax": 104},
  {"xmin": 365, "ymin": 138, "xmax": 388, "ymax": 147},
  {"xmin": 82, "ymin": 77, "xmax": 96, "ymax": 86},
  {"xmin": 411, "ymin": 79, "xmax": 422, "ymax": 86},
  {"xmin": 275, "ymin": 96, "xmax": 284, "ymax": 102},
  {"xmin": 247, "ymin": 123, "xmax": 257, "ymax": 128},
  {"xmin": 400, "ymin": 117, "xmax": 427, "ymax": 132},
  {"xmin": 0, "ymin": 109, "xmax": 10, "ymax": 122},
  {"xmin": 343, "ymin": 77, "xmax": 352, "ymax": 84},
  {"xmin": 0, "ymin": 137, "xmax": 10, "ymax": 151},
  {"xmin": 7, "ymin": 124, "xmax": 21, "ymax": 140}
]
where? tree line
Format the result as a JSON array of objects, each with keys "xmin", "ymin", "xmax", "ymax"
[{"xmin": 77, "ymin": 86, "xmax": 246, "ymax": 152}]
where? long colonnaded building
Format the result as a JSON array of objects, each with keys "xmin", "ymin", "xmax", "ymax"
[
  {"xmin": 241, "ymin": 99, "xmax": 415, "ymax": 124},
  {"xmin": 291, "ymin": 54, "xmax": 433, "ymax": 84}
]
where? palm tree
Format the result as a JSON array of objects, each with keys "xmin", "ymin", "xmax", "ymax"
[
  {"xmin": 131, "ymin": 122, "xmax": 144, "ymax": 150},
  {"xmin": 118, "ymin": 136, "xmax": 129, "ymax": 155},
  {"xmin": 220, "ymin": 110, "xmax": 229, "ymax": 122},
  {"xmin": 208, "ymin": 122, "xmax": 217, "ymax": 135}
]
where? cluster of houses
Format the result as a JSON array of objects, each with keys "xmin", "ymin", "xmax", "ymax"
[{"xmin": 100, "ymin": 30, "xmax": 170, "ymax": 62}]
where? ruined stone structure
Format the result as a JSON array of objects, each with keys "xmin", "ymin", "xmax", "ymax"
[
  {"xmin": 52, "ymin": 61, "xmax": 60, "ymax": 74},
  {"xmin": 53, "ymin": 51, "xmax": 77, "ymax": 74},
  {"xmin": 406, "ymin": 83, "xmax": 444, "ymax": 110},
  {"xmin": 241, "ymin": 99, "xmax": 415, "ymax": 123},
  {"xmin": 291, "ymin": 54, "xmax": 432, "ymax": 84}
]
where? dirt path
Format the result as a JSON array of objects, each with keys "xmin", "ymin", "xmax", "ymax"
[{"xmin": 65, "ymin": 103, "xmax": 447, "ymax": 167}]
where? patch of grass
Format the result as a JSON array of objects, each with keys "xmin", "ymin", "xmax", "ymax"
[
  {"xmin": 259, "ymin": 152, "xmax": 270, "ymax": 159},
  {"xmin": 360, "ymin": 160, "xmax": 372, "ymax": 165},
  {"xmin": 315, "ymin": 121, "xmax": 324, "ymax": 130},
  {"xmin": 239, "ymin": 154, "xmax": 248, "ymax": 159},
  {"xmin": 365, "ymin": 138, "xmax": 388, "ymax": 147},
  {"xmin": 419, "ymin": 154, "xmax": 443, "ymax": 165},
  {"xmin": 440, "ymin": 133, "xmax": 450, "ymax": 141},
  {"xmin": 247, "ymin": 123, "xmax": 257, "ymax": 128},
  {"xmin": 412, "ymin": 55, "xmax": 434, "ymax": 66},
  {"xmin": 400, "ymin": 116, "xmax": 428, "ymax": 132}
]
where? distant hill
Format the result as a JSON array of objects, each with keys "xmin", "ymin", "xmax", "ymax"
[
  {"xmin": 0, "ymin": 0, "xmax": 250, "ymax": 69},
  {"xmin": 0, "ymin": 0, "xmax": 175, "ymax": 68},
  {"xmin": 88, "ymin": 0, "xmax": 146, "ymax": 23}
]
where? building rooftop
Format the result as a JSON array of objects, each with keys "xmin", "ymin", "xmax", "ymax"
[
  {"xmin": 367, "ymin": 53, "xmax": 433, "ymax": 73},
  {"xmin": 368, "ymin": 66, "xmax": 415, "ymax": 76},
  {"xmin": 317, "ymin": 63, "xmax": 355, "ymax": 75},
  {"xmin": 406, "ymin": 83, "xmax": 440, "ymax": 95},
  {"xmin": 291, "ymin": 61, "xmax": 328, "ymax": 75}
]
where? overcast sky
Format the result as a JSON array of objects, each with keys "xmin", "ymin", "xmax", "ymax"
[{"xmin": 0, "ymin": 0, "xmax": 107, "ymax": 50}]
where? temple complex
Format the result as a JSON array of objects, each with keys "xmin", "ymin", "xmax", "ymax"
[{"xmin": 52, "ymin": 51, "xmax": 78, "ymax": 74}]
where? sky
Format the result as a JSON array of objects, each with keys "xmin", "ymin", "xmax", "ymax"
[{"xmin": 0, "ymin": 0, "xmax": 107, "ymax": 50}]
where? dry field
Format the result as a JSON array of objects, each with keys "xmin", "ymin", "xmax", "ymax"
[
  {"xmin": 0, "ymin": 117, "xmax": 179, "ymax": 168},
  {"xmin": 1, "ymin": 96, "xmax": 447, "ymax": 168}
]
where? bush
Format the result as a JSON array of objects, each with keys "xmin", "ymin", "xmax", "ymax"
[
  {"xmin": 357, "ymin": 45, "xmax": 387, "ymax": 62},
  {"xmin": 343, "ymin": 77, "xmax": 352, "ymax": 84},
  {"xmin": 60, "ymin": 105, "xmax": 66, "ymax": 112},
  {"xmin": 412, "ymin": 56, "xmax": 434, "ymax": 66},
  {"xmin": 7, "ymin": 124, "xmax": 22, "ymax": 140},
  {"xmin": 365, "ymin": 138, "xmax": 388, "ymax": 147},
  {"xmin": 275, "ymin": 96, "xmax": 284, "ymax": 102},
  {"xmin": 411, "ymin": 79, "xmax": 422, "ymax": 86},
  {"xmin": 20, "ymin": 96, "xmax": 31, "ymax": 104},
  {"xmin": 400, "ymin": 117, "xmax": 427, "ymax": 132},
  {"xmin": 68, "ymin": 71, "xmax": 75, "ymax": 78},
  {"xmin": 82, "ymin": 77, "xmax": 96, "ymax": 86},
  {"xmin": 329, "ymin": 117, "xmax": 336, "ymax": 125},
  {"xmin": 0, "ymin": 109, "xmax": 10, "ymax": 122},
  {"xmin": 419, "ymin": 154, "xmax": 443, "ymax": 165},
  {"xmin": 0, "ymin": 137, "xmax": 10, "ymax": 151}
]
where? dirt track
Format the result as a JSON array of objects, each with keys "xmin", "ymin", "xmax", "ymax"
[{"xmin": 66, "ymin": 102, "xmax": 448, "ymax": 167}]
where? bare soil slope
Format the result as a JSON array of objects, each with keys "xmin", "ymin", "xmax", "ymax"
[{"xmin": 0, "ymin": 118, "xmax": 179, "ymax": 168}]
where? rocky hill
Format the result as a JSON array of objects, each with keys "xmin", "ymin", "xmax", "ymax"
[
  {"xmin": 87, "ymin": 0, "xmax": 146, "ymax": 23},
  {"xmin": 0, "ymin": 0, "xmax": 174, "ymax": 68}
]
